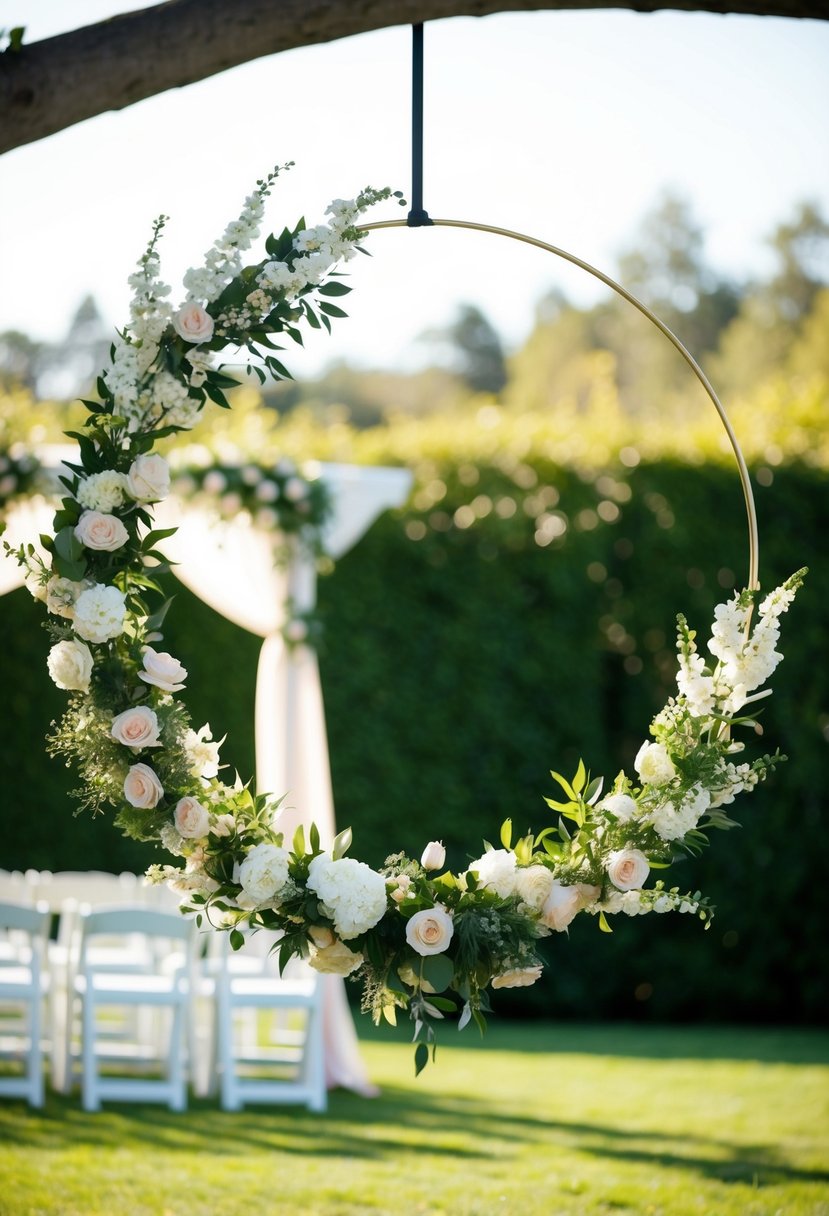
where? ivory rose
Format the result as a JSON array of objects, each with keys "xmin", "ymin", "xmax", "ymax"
[
  {"xmin": 541, "ymin": 881, "xmax": 601, "ymax": 931},
  {"xmin": 308, "ymin": 938, "xmax": 364, "ymax": 977},
  {"xmin": 420, "ymin": 841, "xmax": 446, "ymax": 871},
  {"xmin": 74, "ymin": 510, "xmax": 129, "ymax": 552},
  {"xmin": 634, "ymin": 741, "xmax": 677, "ymax": 786},
  {"xmin": 138, "ymin": 646, "xmax": 188, "ymax": 692},
  {"xmin": 174, "ymin": 796, "xmax": 210, "ymax": 839},
  {"xmin": 173, "ymin": 302, "xmax": 214, "ymax": 344},
  {"xmin": 47, "ymin": 639, "xmax": 93, "ymax": 692},
  {"xmin": 110, "ymin": 706, "xmax": 162, "ymax": 750},
  {"xmin": 405, "ymin": 905, "xmax": 454, "ymax": 957},
  {"xmin": 125, "ymin": 453, "xmax": 170, "ymax": 503},
  {"xmin": 124, "ymin": 763, "xmax": 164, "ymax": 809},
  {"xmin": 492, "ymin": 965, "xmax": 544, "ymax": 989},
  {"xmin": 606, "ymin": 848, "xmax": 650, "ymax": 891}
]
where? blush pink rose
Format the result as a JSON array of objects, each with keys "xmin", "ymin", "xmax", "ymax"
[
  {"xmin": 74, "ymin": 510, "xmax": 129, "ymax": 552},
  {"xmin": 111, "ymin": 706, "xmax": 162, "ymax": 750},
  {"xmin": 606, "ymin": 849, "xmax": 650, "ymax": 891},
  {"xmin": 137, "ymin": 646, "xmax": 188, "ymax": 693},
  {"xmin": 124, "ymin": 763, "xmax": 163, "ymax": 808},
  {"xmin": 173, "ymin": 303, "xmax": 214, "ymax": 345},
  {"xmin": 174, "ymin": 796, "xmax": 210, "ymax": 839}
]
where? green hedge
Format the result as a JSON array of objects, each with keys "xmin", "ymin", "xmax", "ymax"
[{"xmin": 2, "ymin": 458, "xmax": 825, "ymax": 1023}]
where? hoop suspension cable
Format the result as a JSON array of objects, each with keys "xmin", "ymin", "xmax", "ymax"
[{"xmin": 408, "ymin": 23, "xmax": 432, "ymax": 227}]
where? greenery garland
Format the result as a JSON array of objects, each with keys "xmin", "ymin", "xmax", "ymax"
[{"xmin": 9, "ymin": 167, "xmax": 805, "ymax": 1073}]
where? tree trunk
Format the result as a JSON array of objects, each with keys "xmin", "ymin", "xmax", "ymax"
[{"xmin": 1, "ymin": 0, "xmax": 823, "ymax": 156}]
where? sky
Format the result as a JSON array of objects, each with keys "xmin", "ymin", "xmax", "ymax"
[{"xmin": 0, "ymin": 2, "xmax": 827, "ymax": 377}]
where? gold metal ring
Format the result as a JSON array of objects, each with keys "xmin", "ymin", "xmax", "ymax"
[{"xmin": 359, "ymin": 217, "xmax": 760, "ymax": 593}]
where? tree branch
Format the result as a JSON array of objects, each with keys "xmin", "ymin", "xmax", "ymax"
[{"xmin": 1, "ymin": 0, "xmax": 824, "ymax": 156}]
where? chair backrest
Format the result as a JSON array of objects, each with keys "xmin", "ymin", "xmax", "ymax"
[
  {"xmin": 0, "ymin": 871, "xmax": 35, "ymax": 904},
  {"xmin": 0, "ymin": 900, "xmax": 51, "ymax": 973},
  {"xmin": 0, "ymin": 900, "xmax": 51, "ymax": 936},
  {"xmin": 78, "ymin": 905, "xmax": 196, "ymax": 974},
  {"xmin": 31, "ymin": 871, "xmax": 139, "ymax": 910}
]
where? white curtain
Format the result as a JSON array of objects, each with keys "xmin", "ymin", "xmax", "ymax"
[
  {"xmin": 2, "ymin": 457, "xmax": 412, "ymax": 1096},
  {"xmin": 158, "ymin": 462, "xmax": 412, "ymax": 1094}
]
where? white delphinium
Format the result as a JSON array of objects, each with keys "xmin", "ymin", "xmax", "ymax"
[
  {"xmin": 182, "ymin": 170, "xmax": 280, "ymax": 304},
  {"xmin": 676, "ymin": 649, "xmax": 717, "ymax": 717},
  {"xmin": 709, "ymin": 761, "xmax": 761, "ymax": 808}
]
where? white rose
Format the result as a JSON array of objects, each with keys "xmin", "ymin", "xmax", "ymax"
[
  {"xmin": 238, "ymin": 842, "xmax": 290, "ymax": 905},
  {"xmin": 599, "ymin": 793, "xmax": 639, "ymax": 823},
  {"xmin": 492, "ymin": 965, "xmax": 544, "ymax": 990},
  {"xmin": 469, "ymin": 848, "xmax": 517, "ymax": 898},
  {"xmin": 173, "ymin": 302, "xmax": 214, "ymax": 344},
  {"xmin": 174, "ymin": 796, "xmax": 210, "ymax": 839},
  {"xmin": 634, "ymin": 742, "xmax": 677, "ymax": 786},
  {"xmin": 73, "ymin": 584, "xmax": 127, "ymax": 643},
  {"xmin": 515, "ymin": 865, "xmax": 556, "ymax": 910},
  {"xmin": 308, "ymin": 939, "xmax": 364, "ymax": 977},
  {"xmin": 47, "ymin": 639, "xmax": 93, "ymax": 692},
  {"xmin": 125, "ymin": 453, "xmax": 170, "ymax": 503},
  {"xmin": 74, "ymin": 510, "xmax": 129, "ymax": 552},
  {"xmin": 124, "ymin": 763, "xmax": 164, "ymax": 808},
  {"xmin": 138, "ymin": 646, "xmax": 188, "ymax": 692},
  {"xmin": 306, "ymin": 854, "xmax": 388, "ymax": 940},
  {"xmin": 405, "ymin": 905, "xmax": 454, "ymax": 957},
  {"xmin": 606, "ymin": 848, "xmax": 650, "ymax": 892},
  {"xmin": 111, "ymin": 705, "xmax": 162, "ymax": 750},
  {"xmin": 420, "ymin": 841, "xmax": 446, "ymax": 871}
]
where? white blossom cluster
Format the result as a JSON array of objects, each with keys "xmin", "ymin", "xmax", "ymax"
[{"xmin": 183, "ymin": 185, "xmax": 269, "ymax": 303}]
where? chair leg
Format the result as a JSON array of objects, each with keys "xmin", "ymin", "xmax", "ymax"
[
  {"xmin": 81, "ymin": 993, "xmax": 100, "ymax": 1113},
  {"xmin": 167, "ymin": 1003, "xmax": 187, "ymax": 1112},
  {"xmin": 28, "ymin": 992, "xmax": 44, "ymax": 1109}
]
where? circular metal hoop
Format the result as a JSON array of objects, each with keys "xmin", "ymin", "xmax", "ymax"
[{"xmin": 360, "ymin": 217, "xmax": 760, "ymax": 592}]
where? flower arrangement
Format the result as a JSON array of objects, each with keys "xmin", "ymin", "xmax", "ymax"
[{"xmin": 11, "ymin": 167, "xmax": 805, "ymax": 1072}]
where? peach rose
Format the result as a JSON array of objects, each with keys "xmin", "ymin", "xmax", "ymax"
[
  {"xmin": 174, "ymin": 796, "xmax": 210, "ymax": 839},
  {"xmin": 606, "ymin": 849, "xmax": 650, "ymax": 891},
  {"xmin": 111, "ymin": 705, "xmax": 162, "ymax": 750},
  {"xmin": 541, "ymin": 881, "xmax": 601, "ymax": 932},
  {"xmin": 124, "ymin": 763, "xmax": 163, "ymax": 808},
  {"xmin": 405, "ymin": 905, "xmax": 454, "ymax": 957},
  {"xmin": 74, "ymin": 510, "xmax": 129, "ymax": 552},
  {"xmin": 173, "ymin": 303, "xmax": 214, "ymax": 344},
  {"xmin": 308, "ymin": 939, "xmax": 364, "ymax": 976},
  {"xmin": 492, "ymin": 964, "xmax": 543, "ymax": 989}
]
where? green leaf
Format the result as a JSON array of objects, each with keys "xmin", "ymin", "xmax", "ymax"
[
  {"xmin": 551, "ymin": 770, "xmax": 577, "ymax": 801},
  {"xmin": 317, "ymin": 301, "xmax": 348, "ymax": 319},
  {"xmin": 414, "ymin": 1042, "xmax": 429, "ymax": 1076},
  {"xmin": 598, "ymin": 911, "xmax": 613, "ymax": 934},
  {"xmin": 381, "ymin": 1003, "xmax": 397, "ymax": 1027},
  {"xmin": 142, "ymin": 527, "xmax": 178, "ymax": 551},
  {"xmin": 229, "ymin": 929, "xmax": 245, "ymax": 951},
  {"xmin": 572, "ymin": 759, "xmax": 587, "ymax": 795},
  {"xmin": 54, "ymin": 526, "xmax": 84, "ymax": 562},
  {"xmin": 292, "ymin": 824, "xmax": 305, "ymax": 857},
  {"xmin": 499, "ymin": 818, "xmax": 512, "ymax": 849},
  {"xmin": 421, "ymin": 953, "xmax": 454, "ymax": 993},
  {"xmin": 52, "ymin": 554, "xmax": 86, "ymax": 581},
  {"xmin": 309, "ymin": 823, "xmax": 320, "ymax": 853},
  {"xmin": 317, "ymin": 280, "xmax": 351, "ymax": 296},
  {"xmin": 332, "ymin": 825, "xmax": 352, "ymax": 860},
  {"xmin": 426, "ymin": 995, "xmax": 457, "ymax": 1013}
]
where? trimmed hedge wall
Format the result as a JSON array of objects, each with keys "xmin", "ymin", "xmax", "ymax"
[{"xmin": 2, "ymin": 458, "xmax": 825, "ymax": 1023}]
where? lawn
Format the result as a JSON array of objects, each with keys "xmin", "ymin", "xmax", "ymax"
[{"xmin": 1, "ymin": 1022, "xmax": 827, "ymax": 1216}]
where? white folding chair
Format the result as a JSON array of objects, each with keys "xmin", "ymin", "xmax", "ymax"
[
  {"xmin": 0, "ymin": 901, "xmax": 51, "ymax": 1108},
  {"xmin": 209, "ymin": 931, "xmax": 326, "ymax": 1112},
  {"xmin": 68, "ymin": 906, "xmax": 196, "ymax": 1112}
]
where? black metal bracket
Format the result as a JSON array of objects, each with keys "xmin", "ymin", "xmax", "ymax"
[{"xmin": 407, "ymin": 23, "xmax": 433, "ymax": 227}]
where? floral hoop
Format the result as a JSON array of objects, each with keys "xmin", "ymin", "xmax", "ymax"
[{"xmin": 11, "ymin": 166, "xmax": 805, "ymax": 1073}]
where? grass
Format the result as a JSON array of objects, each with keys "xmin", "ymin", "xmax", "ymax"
[{"xmin": 1, "ymin": 1021, "xmax": 828, "ymax": 1216}]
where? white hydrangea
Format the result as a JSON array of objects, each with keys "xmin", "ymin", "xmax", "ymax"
[
  {"xmin": 306, "ymin": 853, "xmax": 388, "ymax": 940},
  {"xmin": 72, "ymin": 584, "xmax": 127, "ymax": 643},
  {"xmin": 468, "ymin": 848, "xmax": 518, "ymax": 898},
  {"xmin": 77, "ymin": 470, "xmax": 127, "ymax": 513},
  {"xmin": 598, "ymin": 793, "xmax": 639, "ymax": 823},
  {"xmin": 648, "ymin": 783, "xmax": 711, "ymax": 842}
]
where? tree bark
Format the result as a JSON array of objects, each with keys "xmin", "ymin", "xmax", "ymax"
[{"xmin": 1, "ymin": 0, "xmax": 824, "ymax": 156}]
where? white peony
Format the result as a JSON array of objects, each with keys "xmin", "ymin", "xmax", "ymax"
[
  {"xmin": 634, "ymin": 742, "xmax": 677, "ymax": 786},
  {"xmin": 238, "ymin": 842, "xmax": 290, "ymax": 906},
  {"xmin": 599, "ymin": 793, "xmax": 639, "ymax": 823},
  {"xmin": 74, "ymin": 510, "xmax": 129, "ymax": 552},
  {"xmin": 306, "ymin": 853, "xmax": 388, "ymax": 940},
  {"xmin": 124, "ymin": 763, "xmax": 164, "ymax": 809},
  {"xmin": 76, "ymin": 470, "xmax": 126, "ymax": 513},
  {"xmin": 173, "ymin": 796, "xmax": 210, "ymax": 840},
  {"xmin": 125, "ymin": 453, "xmax": 170, "ymax": 502},
  {"xmin": 138, "ymin": 646, "xmax": 187, "ymax": 692},
  {"xmin": 73, "ymin": 584, "xmax": 127, "ymax": 643},
  {"xmin": 468, "ymin": 848, "xmax": 518, "ymax": 898},
  {"xmin": 405, "ymin": 905, "xmax": 455, "ymax": 957},
  {"xmin": 110, "ymin": 706, "xmax": 162, "ymax": 750},
  {"xmin": 515, "ymin": 865, "xmax": 556, "ymax": 910},
  {"xmin": 606, "ymin": 849, "xmax": 650, "ymax": 891},
  {"xmin": 47, "ymin": 639, "xmax": 93, "ymax": 692}
]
